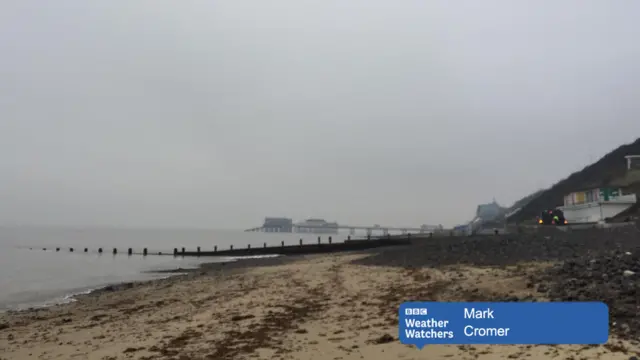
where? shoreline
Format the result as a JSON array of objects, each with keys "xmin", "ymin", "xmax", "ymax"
[
  {"xmin": 2, "ymin": 231, "xmax": 640, "ymax": 359},
  {"xmin": 0, "ymin": 273, "xmax": 184, "ymax": 315},
  {"xmin": 0, "ymin": 253, "xmax": 295, "ymax": 315}
]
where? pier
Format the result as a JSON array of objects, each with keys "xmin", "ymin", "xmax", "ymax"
[{"xmin": 245, "ymin": 217, "xmax": 442, "ymax": 236}]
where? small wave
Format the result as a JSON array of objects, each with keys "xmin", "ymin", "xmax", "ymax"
[
  {"xmin": 2, "ymin": 274, "xmax": 181, "ymax": 313},
  {"xmin": 227, "ymin": 254, "xmax": 281, "ymax": 261}
]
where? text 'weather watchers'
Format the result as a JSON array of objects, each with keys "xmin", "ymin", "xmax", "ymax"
[{"xmin": 399, "ymin": 302, "xmax": 609, "ymax": 348}]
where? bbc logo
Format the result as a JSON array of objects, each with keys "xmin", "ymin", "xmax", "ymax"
[{"xmin": 405, "ymin": 308, "xmax": 428, "ymax": 315}]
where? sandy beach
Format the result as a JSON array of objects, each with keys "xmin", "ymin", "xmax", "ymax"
[{"xmin": 2, "ymin": 230, "xmax": 640, "ymax": 360}]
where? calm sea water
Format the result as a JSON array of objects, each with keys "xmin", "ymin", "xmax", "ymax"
[{"xmin": 0, "ymin": 227, "xmax": 357, "ymax": 311}]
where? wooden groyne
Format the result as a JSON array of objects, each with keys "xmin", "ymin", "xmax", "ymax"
[
  {"xmin": 29, "ymin": 235, "xmax": 414, "ymax": 258},
  {"xmin": 179, "ymin": 237, "xmax": 411, "ymax": 257}
]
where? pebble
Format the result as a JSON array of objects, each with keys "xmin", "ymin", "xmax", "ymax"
[{"xmin": 355, "ymin": 227, "xmax": 640, "ymax": 339}]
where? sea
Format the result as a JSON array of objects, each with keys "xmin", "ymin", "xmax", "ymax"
[{"xmin": 0, "ymin": 227, "xmax": 356, "ymax": 312}]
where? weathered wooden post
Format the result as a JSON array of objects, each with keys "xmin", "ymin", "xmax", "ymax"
[
  {"xmin": 214, "ymin": 245, "xmax": 217, "ymax": 252},
  {"xmin": 56, "ymin": 247, "xmax": 60, "ymax": 252},
  {"xmin": 281, "ymin": 241, "xmax": 284, "ymax": 247},
  {"xmin": 69, "ymin": 248, "xmax": 74, "ymax": 252},
  {"xmin": 143, "ymin": 248, "xmax": 148, "ymax": 256},
  {"xmin": 197, "ymin": 246, "xmax": 201, "ymax": 255},
  {"xmin": 173, "ymin": 248, "xmax": 178, "ymax": 256},
  {"xmin": 329, "ymin": 237, "xmax": 332, "ymax": 244},
  {"xmin": 318, "ymin": 237, "xmax": 321, "ymax": 245},
  {"xmin": 247, "ymin": 244, "xmax": 251, "ymax": 249},
  {"xmin": 84, "ymin": 248, "xmax": 88, "ymax": 253},
  {"xmin": 347, "ymin": 235, "xmax": 351, "ymax": 241},
  {"xmin": 230, "ymin": 245, "xmax": 233, "ymax": 250},
  {"xmin": 98, "ymin": 248, "xmax": 103, "ymax": 253},
  {"xmin": 112, "ymin": 248, "xmax": 117, "ymax": 255},
  {"xmin": 128, "ymin": 248, "xmax": 133, "ymax": 255},
  {"xmin": 367, "ymin": 235, "xmax": 371, "ymax": 240},
  {"xmin": 263, "ymin": 242, "xmax": 267, "ymax": 248},
  {"xmin": 181, "ymin": 247, "xmax": 185, "ymax": 255},
  {"xmin": 299, "ymin": 238, "xmax": 303, "ymax": 246}
]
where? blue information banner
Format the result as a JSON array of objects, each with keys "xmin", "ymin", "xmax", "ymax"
[{"xmin": 399, "ymin": 302, "xmax": 608, "ymax": 348}]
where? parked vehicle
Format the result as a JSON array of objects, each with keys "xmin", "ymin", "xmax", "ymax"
[{"xmin": 537, "ymin": 209, "xmax": 568, "ymax": 225}]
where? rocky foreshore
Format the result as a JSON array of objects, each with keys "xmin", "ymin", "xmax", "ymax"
[{"xmin": 355, "ymin": 225, "xmax": 640, "ymax": 341}]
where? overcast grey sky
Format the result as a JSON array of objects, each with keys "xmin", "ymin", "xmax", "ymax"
[{"xmin": 1, "ymin": 1, "xmax": 639, "ymax": 229}]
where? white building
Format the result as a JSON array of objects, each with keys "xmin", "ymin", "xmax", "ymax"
[
  {"xmin": 625, "ymin": 155, "xmax": 640, "ymax": 170},
  {"xmin": 558, "ymin": 187, "xmax": 637, "ymax": 223}
]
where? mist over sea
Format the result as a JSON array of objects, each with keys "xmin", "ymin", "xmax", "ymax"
[{"xmin": 0, "ymin": 227, "xmax": 358, "ymax": 311}]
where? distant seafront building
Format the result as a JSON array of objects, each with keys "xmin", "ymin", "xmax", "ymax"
[
  {"xmin": 261, "ymin": 217, "xmax": 293, "ymax": 232},
  {"xmin": 454, "ymin": 199, "xmax": 507, "ymax": 236},
  {"xmin": 475, "ymin": 199, "xmax": 505, "ymax": 222},
  {"xmin": 294, "ymin": 218, "xmax": 339, "ymax": 234}
]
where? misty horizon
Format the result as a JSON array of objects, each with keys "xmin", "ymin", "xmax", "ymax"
[{"xmin": 2, "ymin": 1, "xmax": 640, "ymax": 229}]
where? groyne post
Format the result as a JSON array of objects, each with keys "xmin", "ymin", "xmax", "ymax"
[
  {"xmin": 367, "ymin": 235, "xmax": 371, "ymax": 240},
  {"xmin": 247, "ymin": 244, "xmax": 251, "ymax": 249},
  {"xmin": 128, "ymin": 248, "xmax": 132, "ymax": 256},
  {"xmin": 98, "ymin": 248, "xmax": 103, "ymax": 254},
  {"xmin": 318, "ymin": 237, "xmax": 321, "ymax": 245},
  {"xmin": 263, "ymin": 242, "xmax": 266, "ymax": 248},
  {"xmin": 197, "ymin": 246, "xmax": 201, "ymax": 256},
  {"xmin": 69, "ymin": 248, "xmax": 73, "ymax": 252},
  {"xmin": 214, "ymin": 245, "xmax": 217, "ymax": 252},
  {"xmin": 230, "ymin": 245, "xmax": 233, "ymax": 250},
  {"xmin": 113, "ymin": 248, "xmax": 117, "ymax": 255},
  {"xmin": 347, "ymin": 235, "xmax": 351, "ymax": 241},
  {"xmin": 329, "ymin": 237, "xmax": 332, "ymax": 244},
  {"xmin": 56, "ymin": 247, "xmax": 60, "ymax": 252},
  {"xmin": 173, "ymin": 248, "xmax": 178, "ymax": 256},
  {"xmin": 84, "ymin": 248, "xmax": 88, "ymax": 253},
  {"xmin": 281, "ymin": 241, "xmax": 284, "ymax": 247},
  {"xmin": 299, "ymin": 239, "xmax": 303, "ymax": 246},
  {"xmin": 143, "ymin": 248, "xmax": 148, "ymax": 256},
  {"xmin": 181, "ymin": 247, "xmax": 185, "ymax": 256}
]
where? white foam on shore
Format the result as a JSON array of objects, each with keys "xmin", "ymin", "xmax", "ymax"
[
  {"xmin": 0, "ymin": 254, "xmax": 281, "ymax": 313},
  {"xmin": 1, "ymin": 273, "xmax": 180, "ymax": 313},
  {"xmin": 227, "ymin": 254, "xmax": 281, "ymax": 261}
]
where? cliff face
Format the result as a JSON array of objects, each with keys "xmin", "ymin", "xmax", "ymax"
[
  {"xmin": 508, "ymin": 137, "xmax": 640, "ymax": 223},
  {"xmin": 509, "ymin": 189, "xmax": 544, "ymax": 211}
]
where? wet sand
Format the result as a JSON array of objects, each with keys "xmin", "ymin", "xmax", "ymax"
[{"xmin": 1, "ymin": 229, "xmax": 640, "ymax": 359}]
